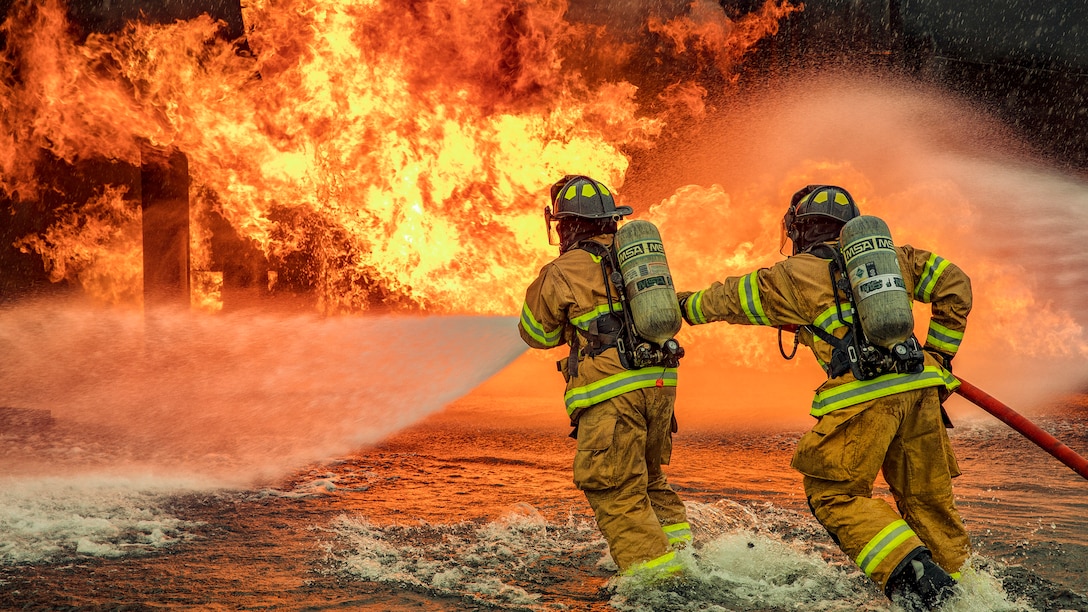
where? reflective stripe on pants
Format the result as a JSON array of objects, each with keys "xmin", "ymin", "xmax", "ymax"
[
  {"xmin": 793, "ymin": 387, "xmax": 971, "ymax": 588},
  {"xmin": 663, "ymin": 521, "xmax": 692, "ymax": 547},
  {"xmin": 576, "ymin": 386, "xmax": 688, "ymax": 572}
]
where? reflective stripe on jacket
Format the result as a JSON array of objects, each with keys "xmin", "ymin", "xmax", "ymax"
[
  {"xmin": 519, "ymin": 235, "xmax": 678, "ymax": 418},
  {"xmin": 682, "ymin": 244, "xmax": 971, "ymax": 417}
]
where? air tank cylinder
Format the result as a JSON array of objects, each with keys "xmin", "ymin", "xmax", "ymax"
[
  {"xmin": 838, "ymin": 215, "xmax": 914, "ymax": 349},
  {"xmin": 614, "ymin": 220, "xmax": 682, "ymax": 346}
]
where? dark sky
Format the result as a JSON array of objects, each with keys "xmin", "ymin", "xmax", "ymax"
[
  {"xmin": 1, "ymin": 1, "xmax": 1084, "ymax": 69},
  {"xmin": 903, "ymin": 0, "xmax": 1088, "ymax": 68},
  {"xmin": 0, "ymin": 0, "xmax": 245, "ymax": 39}
]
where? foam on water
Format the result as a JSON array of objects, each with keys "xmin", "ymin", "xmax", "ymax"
[
  {"xmin": 0, "ymin": 301, "xmax": 526, "ymax": 564},
  {"xmin": 328, "ymin": 502, "xmax": 599, "ymax": 609},
  {"xmin": 0, "ymin": 475, "xmax": 205, "ymax": 564},
  {"xmin": 325, "ymin": 499, "xmax": 1039, "ymax": 611}
]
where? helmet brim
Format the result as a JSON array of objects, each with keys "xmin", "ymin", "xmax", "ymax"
[{"xmin": 552, "ymin": 205, "xmax": 633, "ymax": 219}]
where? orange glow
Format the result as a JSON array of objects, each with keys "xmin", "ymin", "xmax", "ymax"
[
  {"xmin": 2, "ymin": 0, "xmax": 1086, "ymax": 420},
  {"xmin": 1, "ymin": 0, "xmax": 796, "ymax": 314},
  {"xmin": 13, "ymin": 186, "xmax": 143, "ymax": 304}
]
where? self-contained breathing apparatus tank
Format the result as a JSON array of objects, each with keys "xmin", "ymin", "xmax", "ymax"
[
  {"xmin": 613, "ymin": 220, "xmax": 685, "ymax": 367},
  {"xmin": 838, "ymin": 215, "xmax": 914, "ymax": 349},
  {"xmin": 833, "ymin": 215, "xmax": 924, "ymax": 379}
]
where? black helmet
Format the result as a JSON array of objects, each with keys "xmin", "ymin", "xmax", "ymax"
[
  {"xmin": 548, "ymin": 175, "xmax": 632, "ymax": 220},
  {"xmin": 783, "ymin": 185, "xmax": 860, "ymax": 254},
  {"xmin": 544, "ymin": 175, "xmax": 631, "ymax": 249}
]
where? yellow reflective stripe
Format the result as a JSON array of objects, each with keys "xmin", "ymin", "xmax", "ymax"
[
  {"xmin": 915, "ymin": 254, "xmax": 950, "ymax": 303},
  {"xmin": 810, "ymin": 303, "xmax": 854, "ymax": 344},
  {"xmin": 663, "ymin": 522, "xmax": 692, "ymax": 544},
  {"xmin": 520, "ymin": 302, "xmax": 561, "ymax": 347},
  {"xmin": 810, "ymin": 366, "xmax": 958, "ymax": 416},
  {"xmin": 623, "ymin": 550, "xmax": 683, "ymax": 576},
  {"xmin": 813, "ymin": 304, "xmax": 850, "ymax": 330},
  {"xmin": 569, "ymin": 303, "xmax": 622, "ymax": 330},
  {"xmin": 926, "ymin": 320, "xmax": 963, "ymax": 354},
  {"xmin": 856, "ymin": 520, "xmax": 916, "ymax": 577},
  {"xmin": 563, "ymin": 368, "xmax": 677, "ymax": 415},
  {"xmin": 739, "ymin": 271, "xmax": 770, "ymax": 325},
  {"xmin": 685, "ymin": 289, "xmax": 708, "ymax": 324}
]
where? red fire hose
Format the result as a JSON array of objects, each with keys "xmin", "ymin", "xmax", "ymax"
[{"xmin": 954, "ymin": 377, "xmax": 1088, "ymax": 481}]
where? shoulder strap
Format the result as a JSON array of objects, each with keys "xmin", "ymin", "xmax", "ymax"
[
  {"xmin": 573, "ymin": 239, "xmax": 613, "ymax": 263},
  {"xmin": 570, "ymin": 239, "xmax": 636, "ymax": 370},
  {"xmin": 803, "ymin": 323, "xmax": 854, "ymax": 379},
  {"xmin": 572, "ymin": 240, "xmax": 621, "ymax": 318},
  {"xmin": 803, "ymin": 252, "xmax": 861, "ymax": 379},
  {"xmin": 806, "ymin": 242, "xmax": 839, "ymax": 260}
]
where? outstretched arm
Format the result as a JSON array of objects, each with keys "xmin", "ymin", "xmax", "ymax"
[{"xmin": 678, "ymin": 261, "xmax": 810, "ymax": 328}]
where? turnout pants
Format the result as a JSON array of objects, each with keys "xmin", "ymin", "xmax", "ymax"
[
  {"xmin": 573, "ymin": 386, "xmax": 688, "ymax": 572},
  {"xmin": 791, "ymin": 387, "xmax": 971, "ymax": 588}
]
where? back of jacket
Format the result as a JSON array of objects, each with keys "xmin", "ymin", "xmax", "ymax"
[
  {"xmin": 519, "ymin": 235, "xmax": 679, "ymax": 421},
  {"xmin": 682, "ymin": 243, "xmax": 969, "ymax": 416}
]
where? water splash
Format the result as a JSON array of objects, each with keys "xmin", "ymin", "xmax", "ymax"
[
  {"xmin": 0, "ymin": 475, "xmax": 204, "ymax": 564},
  {"xmin": 325, "ymin": 499, "xmax": 1044, "ymax": 611}
]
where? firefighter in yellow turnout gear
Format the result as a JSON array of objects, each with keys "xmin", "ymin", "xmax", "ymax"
[
  {"xmin": 518, "ymin": 175, "xmax": 691, "ymax": 577},
  {"xmin": 679, "ymin": 185, "xmax": 971, "ymax": 611}
]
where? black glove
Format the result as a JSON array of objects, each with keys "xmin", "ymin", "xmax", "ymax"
[
  {"xmin": 926, "ymin": 349, "xmax": 954, "ymax": 373},
  {"xmin": 924, "ymin": 349, "xmax": 955, "ymax": 423},
  {"xmin": 676, "ymin": 291, "xmax": 694, "ymax": 325}
]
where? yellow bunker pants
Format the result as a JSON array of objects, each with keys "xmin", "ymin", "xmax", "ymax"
[
  {"xmin": 791, "ymin": 387, "xmax": 971, "ymax": 589},
  {"xmin": 573, "ymin": 385, "xmax": 689, "ymax": 573}
]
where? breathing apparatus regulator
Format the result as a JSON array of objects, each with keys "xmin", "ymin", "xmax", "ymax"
[
  {"xmin": 545, "ymin": 175, "xmax": 685, "ymax": 370},
  {"xmin": 780, "ymin": 186, "xmax": 924, "ymax": 380}
]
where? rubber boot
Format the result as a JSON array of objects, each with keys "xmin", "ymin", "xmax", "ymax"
[{"xmin": 884, "ymin": 547, "xmax": 957, "ymax": 611}]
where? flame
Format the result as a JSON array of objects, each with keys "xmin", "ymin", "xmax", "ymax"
[
  {"xmin": 2, "ymin": 0, "xmax": 1086, "ymax": 408},
  {"xmin": 13, "ymin": 185, "xmax": 143, "ymax": 304},
  {"xmin": 1, "ymin": 0, "xmax": 796, "ymax": 313},
  {"xmin": 648, "ymin": 0, "xmax": 799, "ymax": 81}
]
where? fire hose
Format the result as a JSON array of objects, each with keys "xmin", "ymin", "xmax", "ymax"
[{"xmin": 954, "ymin": 377, "xmax": 1088, "ymax": 482}]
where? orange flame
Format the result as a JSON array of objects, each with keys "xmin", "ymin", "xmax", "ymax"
[
  {"xmin": 2, "ymin": 0, "xmax": 1085, "ymax": 411},
  {"xmin": 13, "ymin": 185, "xmax": 143, "ymax": 303},
  {"xmin": 1, "ymin": 0, "xmax": 797, "ymax": 313}
]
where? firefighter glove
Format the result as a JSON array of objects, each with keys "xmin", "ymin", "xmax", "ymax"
[
  {"xmin": 925, "ymin": 348, "xmax": 954, "ymax": 373},
  {"xmin": 676, "ymin": 291, "xmax": 694, "ymax": 325}
]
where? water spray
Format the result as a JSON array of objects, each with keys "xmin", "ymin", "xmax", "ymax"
[{"xmin": 955, "ymin": 377, "xmax": 1088, "ymax": 482}]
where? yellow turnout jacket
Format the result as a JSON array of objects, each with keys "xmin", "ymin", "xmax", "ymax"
[
  {"xmin": 519, "ymin": 235, "xmax": 678, "ymax": 420},
  {"xmin": 682, "ymin": 244, "xmax": 970, "ymax": 416}
]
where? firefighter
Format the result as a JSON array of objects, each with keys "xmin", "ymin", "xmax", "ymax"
[
  {"xmin": 677, "ymin": 185, "xmax": 971, "ymax": 611},
  {"xmin": 518, "ymin": 175, "xmax": 691, "ymax": 579}
]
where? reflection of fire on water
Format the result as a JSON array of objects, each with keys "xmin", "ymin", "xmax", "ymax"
[{"xmin": 0, "ymin": 0, "xmax": 797, "ymax": 314}]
